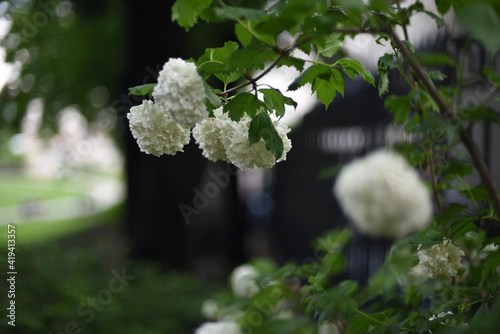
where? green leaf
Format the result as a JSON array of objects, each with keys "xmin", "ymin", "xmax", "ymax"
[
  {"xmin": 259, "ymin": 88, "xmax": 295, "ymax": 118},
  {"xmin": 441, "ymin": 160, "xmax": 473, "ymax": 179},
  {"xmin": 460, "ymin": 183, "xmax": 491, "ymax": 203},
  {"xmin": 459, "ymin": 107, "xmax": 500, "ymax": 124},
  {"xmin": 458, "ymin": 2, "xmax": 500, "ymax": 55},
  {"xmin": 416, "ymin": 52, "xmax": 456, "ymax": 66},
  {"xmin": 427, "ymin": 70, "xmax": 447, "ymax": 81},
  {"xmin": 449, "ymin": 218, "xmax": 478, "ymax": 239},
  {"xmin": 223, "ymin": 92, "xmax": 265, "ymax": 121},
  {"xmin": 277, "ymin": 56, "xmax": 305, "ymax": 72},
  {"xmin": 249, "ymin": 112, "xmax": 284, "ymax": 160},
  {"xmin": 313, "ymin": 77, "xmax": 336, "ymax": 109},
  {"xmin": 385, "ymin": 94, "xmax": 413, "ymax": 124},
  {"xmin": 335, "ymin": 0, "xmax": 367, "ymax": 26},
  {"xmin": 409, "ymin": 229, "xmax": 444, "ymax": 251},
  {"xmin": 235, "ymin": 23, "xmax": 252, "ymax": 47},
  {"xmin": 283, "ymin": 96, "xmax": 298, "ymax": 109},
  {"xmin": 481, "ymin": 251, "xmax": 500, "ymax": 283},
  {"xmin": 434, "ymin": 203, "xmax": 468, "ymax": 228},
  {"xmin": 436, "ymin": 0, "xmax": 452, "ymax": 15},
  {"xmin": 317, "ymin": 34, "xmax": 343, "ymax": 58},
  {"xmin": 403, "ymin": 40, "xmax": 416, "ymax": 54},
  {"xmin": 171, "ymin": 0, "xmax": 213, "ymax": 30},
  {"xmin": 288, "ymin": 64, "xmax": 331, "ymax": 91},
  {"xmin": 378, "ymin": 53, "xmax": 396, "ymax": 70},
  {"xmin": 226, "ymin": 47, "xmax": 276, "ymax": 72},
  {"xmin": 423, "ymin": 10, "xmax": 445, "ymax": 28},
  {"xmin": 378, "ymin": 71, "xmax": 390, "ymax": 97},
  {"xmin": 336, "ymin": 58, "xmax": 375, "ymax": 86},
  {"xmin": 204, "ymin": 83, "xmax": 222, "ymax": 111},
  {"xmin": 210, "ymin": 6, "xmax": 266, "ymax": 21},
  {"xmin": 128, "ymin": 84, "xmax": 157, "ymax": 99},
  {"xmin": 197, "ymin": 42, "xmax": 241, "ymax": 84}
]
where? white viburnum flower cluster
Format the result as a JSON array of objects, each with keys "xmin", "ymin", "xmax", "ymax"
[
  {"xmin": 230, "ymin": 264, "xmax": 260, "ymax": 298},
  {"xmin": 152, "ymin": 58, "xmax": 208, "ymax": 129},
  {"xmin": 418, "ymin": 241, "xmax": 465, "ymax": 281},
  {"xmin": 333, "ymin": 150, "xmax": 432, "ymax": 239},
  {"xmin": 194, "ymin": 320, "xmax": 241, "ymax": 334},
  {"xmin": 127, "ymin": 100, "xmax": 190, "ymax": 157},
  {"xmin": 193, "ymin": 108, "xmax": 292, "ymax": 170}
]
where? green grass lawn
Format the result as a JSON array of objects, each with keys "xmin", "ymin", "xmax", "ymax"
[
  {"xmin": 0, "ymin": 173, "xmax": 81, "ymax": 207},
  {"xmin": 0, "ymin": 171, "xmax": 124, "ymax": 244}
]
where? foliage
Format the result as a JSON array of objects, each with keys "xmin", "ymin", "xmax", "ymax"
[
  {"xmin": 0, "ymin": 224, "xmax": 222, "ymax": 334},
  {"xmin": 126, "ymin": 0, "xmax": 500, "ymax": 332},
  {"xmin": 0, "ymin": 0, "xmax": 125, "ymax": 132}
]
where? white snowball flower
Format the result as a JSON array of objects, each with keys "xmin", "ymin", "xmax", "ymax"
[
  {"xmin": 193, "ymin": 108, "xmax": 292, "ymax": 169},
  {"xmin": 333, "ymin": 150, "xmax": 432, "ymax": 239},
  {"xmin": 418, "ymin": 240, "xmax": 465, "ymax": 281},
  {"xmin": 192, "ymin": 108, "xmax": 230, "ymax": 162},
  {"xmin": 152, "ymin": 58, "xmax": 208, "ymax": 128},
  {"xmin": 195, "ymin": 320, "xmax": 241, "ymax": 334},
  {"xmin": 127, "ymin": 100, "xmax": 190, "ymax": 157},
  {"xmin": 201, "ymin": 299, "xmax": 220, "ymax": 320},
  {"xmin": 230, "ymin": 264, "xmax": 260, "ymax": 298},
  {"xmin": 219, "ymin": 113, "xmax": 292, "ymax": 170}
]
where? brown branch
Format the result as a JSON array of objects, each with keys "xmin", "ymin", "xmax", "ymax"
[
  {"xmin": 385, "ymin": 26, "xmax": 500, "ymax": 218},
  {"xmin": 427, "ymin": 145, "xmax": 443, "ymax": 214},
  {"xmin": 217, "ymin": 53, "xmax": 286, "ymax": 96}
]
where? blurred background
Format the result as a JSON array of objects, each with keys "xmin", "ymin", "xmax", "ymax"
[{"xmin": 0, "ymin": 0, "xmax": 499, "ymax": 333}]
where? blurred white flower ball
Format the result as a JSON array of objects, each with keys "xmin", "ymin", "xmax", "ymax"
[
  {"xmin": 333, "ymin": 150, "xmax": 432, "ymax": 239},
  {"xmin": 230, "ymin": 264, "xmax": 260, "ymax": 298},
  {"xmin": 201, "ymin": 299, "xmax": 220, "ymax": 320}
]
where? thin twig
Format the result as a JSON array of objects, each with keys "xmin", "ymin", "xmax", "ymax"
[
  {"xmin": 384, "ymin": 26, "xmax": 500, "ymax": 218},
  {"xmin": 217, "ymin": 27, "xmax": 381, "ymax": 97}
]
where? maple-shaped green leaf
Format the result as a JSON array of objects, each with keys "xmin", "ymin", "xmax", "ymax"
[
  {"xmin": 248, "ymin": 112, "xmax": 284, "ymax": 160},
  {"xmin": 128, "ymin": 84, "xmax": 157, "ymax": 99},
  {"xmin": 172, "ymin": 0, "xmax": 213, "ymax": 30},
  {"xmin": 223, "ymin": 92, "xmax": 265, "ymax": 121}
]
